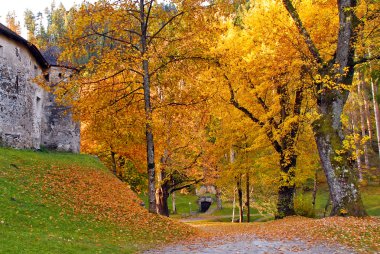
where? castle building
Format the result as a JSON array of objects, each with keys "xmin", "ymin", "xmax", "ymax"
[{"xmin": 0, "ymin": 24, "xmax": 80, "ymax": 152}]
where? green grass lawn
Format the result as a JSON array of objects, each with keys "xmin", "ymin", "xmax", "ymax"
[
  {"xmin": 0, "ymin": 148, "xmax": 140, "ymax": 253},
  {"xmin": 0, "ymin": 148, "xmax": 192, "ymax": 254}
]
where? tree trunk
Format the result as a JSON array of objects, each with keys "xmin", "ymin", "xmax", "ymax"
[
  {"xmin": 358, "ymin": 77, "xmax": 370, "ymax": 169},
  {"xmin": 313, "ymin": 112, "xmax": 366, "ymax": 216},
  {"xmin": 215, "ymin": 186, "xmax": 223, "ymax": 210},
  {"xmin": 324, "ymin": 194, "xmax": 331, "ymax": 217},
  {"xmin": 232, "ymin": 187, "xmax": 236, "ymax": 223},
  {"xmin": 352, "ymin": 117, "xmax": 363, "ymax": 181},
  {"xmin": 156, "ymin": 169, "xmax": 170, "ymax": 217},
  {"xmin": 245, "ymin": 171, "xmax": 250, "ymax": 222},
  {"xmin": 171, "ymin": 191, "xmax": 177, "ymax": 214},
  {"xmin": 312, "ymin": 169, "xmax": 318, "ymax": 211},
  {"xmin": 283, "ymin": 0, "xmax": 367, "ymax": 217},
  {"xmin": 140, "ymin": 0, "xmax": 156, "ymax": 213},
  {"xmin": 155, "ymin": 185, "xmax": 169, "ymax": 217},
  {"xmin": 363, "ymin": 93, "xmax": 373, "ymax": 142},
  {"xmin": 276, "ymin": 153, "xmax": 296, "ymax": 218},
  {"xmin": 237, "ymin": 174, "xmax": 243, "ymax": 223},
  {"xmin": 370, "ymin": 73, "xmax": 380, "ymax": 158},
  {"xmin": 110, "ymin": 150, "xmax": 117, "ymax": 176}
]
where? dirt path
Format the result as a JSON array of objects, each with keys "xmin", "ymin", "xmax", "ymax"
[
  {"xmin": 142, "ymin": 234, "xmax": 355, "ymax": 254},
  {"xmin": 179, "ymin": 213, "xmax": 273, "ymax": 223},
  {"xmin": 142, "ymin": 222, "xmax": 356, "ymax": 254}
]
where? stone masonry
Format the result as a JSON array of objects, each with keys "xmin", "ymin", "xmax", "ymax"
[{"xmin": 0, "ymin": 24, "xmax": 79, "ymax": 152}]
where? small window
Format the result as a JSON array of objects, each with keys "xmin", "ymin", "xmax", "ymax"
[
  {"xmin": 58, "ymin": 73, "xmax": 62, "ymax": 78},
  {"xmin": 0, "ymin": 45, "xmax": 3, "ymax": 57},
  {"xmin": 15, "ymin": 47, "xmax": 21, "ymax": 61},
  {"xmin": 44, "ymin": 73, "xmax": 49, "ymax": 82}
]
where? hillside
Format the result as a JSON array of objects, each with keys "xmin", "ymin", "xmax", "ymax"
[{"xmin": 0, "ymin": 148, "xmax": 197, "ymax": 253}]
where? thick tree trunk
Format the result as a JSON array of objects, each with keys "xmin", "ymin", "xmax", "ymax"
[
  {"xmin": 283, "ymin": 0, "xmax": 367, "ymax": 217},
  {"xmin": 156, "ymin": 169, "xmax": 170, "ymax": 216},
  {"xmin": 245, "ymin": 171, "xmax": 250, "ymax": 222},
  {"xmin": 156, "ymin": 185, "xmax": 169, "ymax": 217},
  {"xmin": 276, "ymin": 153, "xmax": 296, "ymax": 218},
  {"xmin": 313, "ymin": 112, "xmax": 366, "ymax": 216},
  {"xmin": 237, "ymin": 174, "xmax": 243, "ymax": 223}
]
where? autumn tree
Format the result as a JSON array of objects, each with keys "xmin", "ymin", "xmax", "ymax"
[
  {"xmin": 208, "ymin": 1, "xmax": 315, "ymax": 217},
  {"xmin": 58, "ymin": 0, "xmax": 214, "ymax": 214},
  {"xmin": 6, "ymin": 11, "xmax": 21, "ymax": 35},
  {"xmin": 281, "ymin": 0, "xmax": 379, "ymax": 216}
]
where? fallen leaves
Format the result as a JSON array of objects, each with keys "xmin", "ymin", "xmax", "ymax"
[
  {"xmin": 40, "ymin": 165, "xmax": 198, "ymax": 243},
  {"xmin": 193, "ymin": 216, "xmax": 380, "ymax": 253}
]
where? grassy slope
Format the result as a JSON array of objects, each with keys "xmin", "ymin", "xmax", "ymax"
[{"xmin": 0, "ymin": 148, "xmax": 196, "ymax": 254}]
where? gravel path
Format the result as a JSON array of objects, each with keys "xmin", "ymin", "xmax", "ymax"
[{"xmin": 143, "ymin": 235, "xmax": 356, "ymax": 254}]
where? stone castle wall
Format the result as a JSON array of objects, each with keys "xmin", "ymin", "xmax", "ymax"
[
  {"xmin": 41, "ymin": 67, "xmax": 80, "ymax": 152},
  {"xmin": 0, "ymin": 33, "xmax": 80, "ymax": 152}
]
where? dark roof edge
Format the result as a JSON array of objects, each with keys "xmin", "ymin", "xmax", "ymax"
[{"xmin": 0, "ymin": 24, "xmax": 49, "ymax": 69}]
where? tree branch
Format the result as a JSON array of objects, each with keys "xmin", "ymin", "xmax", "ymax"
[
  {"xmin": 282, "ymin": 0, "xmax": 323, "ymax": 64},
  {"xmin": 225, "ymin": 74, "xmax": 283, "ymax": 153},
  {"xmin": 147, "ymin": 11, "xmax": 185, "ymax": 45},
  {"xmin": 354, "ymin": 54, "xmax": 380, "ymax": 66}
]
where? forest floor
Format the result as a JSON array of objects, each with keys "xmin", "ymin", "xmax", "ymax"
[{"xmin": 144, "ymin": 216, "xmax": 380, "ymax": 254}]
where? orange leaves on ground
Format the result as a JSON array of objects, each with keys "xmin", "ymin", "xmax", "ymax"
[
  {"xmin": 41, "ymin": 166, "xmax": 198, "ymax": 241},
  {"xmin": 197, "ymin": 216, "xmax": 379, "ymax": 253}
]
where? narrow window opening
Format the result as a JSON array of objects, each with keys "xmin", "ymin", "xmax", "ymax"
[
  {"xmin": 58, "ymin": 73, "xmax": 62, "ymax": 78},
  {"xmin": 44, "ymin": 73, "xmax": 49, "ymax": 82},
  {"xmin": 0, "ymin": 45, "xmax": 3, "ymax": 57},
  {"xmin": 15, "ymin": 75, "xmax": 19, "ymax": 93}
]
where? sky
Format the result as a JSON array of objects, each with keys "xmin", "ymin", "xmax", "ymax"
[{"xmin": 0, "ymin": 0, "xmax": 96, "ymax": 38}]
